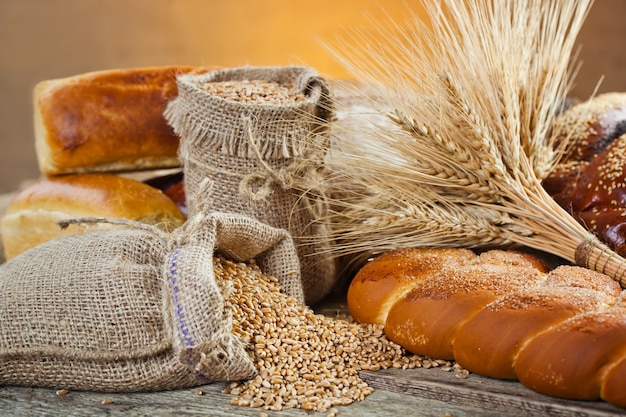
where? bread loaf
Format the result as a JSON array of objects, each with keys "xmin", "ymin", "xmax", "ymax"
[
  {"xmin": 34, "ymin": 66, "xmax": 215, "ymax": 176},
  {"xmin": 544, "ymin": 93, "xmax": 626, "ymax": 257},
  {"xmin": 550, "ymin": 93, "xmax": 626, "ymax": 164},
  {"xmin": 515, "ymin": 298, "xmax": 626, "ymax": 403},
  {"xmin": 0, "ymin": 173, "xmax": 185, "ymax": 260},
  {"xmin": 348, "ymin": 247, "xmax": 626, "ymax": 408}
]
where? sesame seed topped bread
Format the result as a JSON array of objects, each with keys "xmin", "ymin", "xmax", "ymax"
[
  {"xmin": 550, "ymin": 92, "xmax": 626, "ymax": 164},
  {"xmin": 348, "ymin": 247, "xmax": 626, "ymax": 408},
  {"xmin": 33, "ymin": 66, "xmax": 215, "ymax": 176},
  {"xmin": 543, "ymin": 93, "xmax": 626, "ymax": 257}
]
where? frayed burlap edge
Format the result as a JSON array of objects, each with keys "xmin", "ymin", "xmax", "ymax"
[{"xmin": 164, "ymin": 66, "xmax": 333, "ymax": 161}]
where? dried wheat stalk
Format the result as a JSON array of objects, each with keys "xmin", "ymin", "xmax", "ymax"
[{"xmin": 318, "ymin": 0, "xmax": 626, "ymax": 285}]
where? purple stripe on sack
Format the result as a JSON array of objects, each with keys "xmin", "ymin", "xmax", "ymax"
[
  {"xmin": 168, "ymin": 247, "xmax": 213, "ymax": 381},
  {"xmin": 168, "ymin": 248, "xmax": 194, "ymax": 347}
]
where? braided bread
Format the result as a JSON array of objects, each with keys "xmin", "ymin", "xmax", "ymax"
[{"xmin": 347, "ymin": 247, "xmax": 626, "ymax": 408}]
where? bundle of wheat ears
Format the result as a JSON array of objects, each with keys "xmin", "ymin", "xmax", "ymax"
[{"xmin": 315, "ymin": 0, "xmax": 626, "ymax": 286}]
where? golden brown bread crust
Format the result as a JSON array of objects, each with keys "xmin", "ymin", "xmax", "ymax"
[
  {"xmin": 386, "ymin": 288, "xmax": 498, "ymax": 360},
  {"xmin": 467, "ymin": 264, "xmax": 624, "ymax": 380},
  {"xmin": 516, "ymin": 300, "xmax": 626, "ymax": 401},
  {"xmin": 453, "ymin": 285, "xmax": 613, "ymax": 380},
  {"xmin": 382, "ymin": 250, "xmax": 549, "ymax": 360},
  {"xmin": 348, "ymin": 247, "xmax": 626, "ymax": 408},
  {"xmin": 0, "ymin": 173, "xmax": 185, "ymax": 260},
  {"xmin": 602, "ymin": 355, "xmax": 626, "ymax": 408},
  {"xmin": 346, "ymin": 247, "xmax": 475, "ymax": 325},
  {"xmin": 34, "ymin": 66, "xmax": 216, "ymax": 176}
]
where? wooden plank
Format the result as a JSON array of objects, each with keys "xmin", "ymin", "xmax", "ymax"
[
  {"xmin": 4, "ymin": 366, "xmax": 625, "ymax": 416},
  {"xmin": 0, "ymin": 380, "xmax": 509, "ymax": 417},
  {"xmin": 4, "ymin": 368, "xmax": 624, "ymax": 417},
  {"xmin": 360, "ymin": 367, "xmax": 626, "ymax": 417}
]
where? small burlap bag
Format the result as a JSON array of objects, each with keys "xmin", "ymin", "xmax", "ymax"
[
  {"xmin": 164, "ymin": 66, "xmax": 336, "ymax": 304},
  {"xmin": 0, "ymin": 211, "xmax": 303, "ymax": 392}
]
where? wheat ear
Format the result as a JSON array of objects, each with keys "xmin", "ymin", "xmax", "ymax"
[{"xmin": 316, "ymin": 0, "xmax": 626, "ymax": 285}]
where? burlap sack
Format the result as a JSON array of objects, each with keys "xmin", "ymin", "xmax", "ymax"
[
  {"xmin": 0, "ymin": 211, "xmax": 303, "ymax": 392},
  {"xmin": 164, "ymin": 66, "xmax": 337, "ymax": 304}
]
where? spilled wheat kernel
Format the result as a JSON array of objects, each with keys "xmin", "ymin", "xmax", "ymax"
[{"xmin": 213, "ymin": 256, "xmax": 463, "ymax": 413}]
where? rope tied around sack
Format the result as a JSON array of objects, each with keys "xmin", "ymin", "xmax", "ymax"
[{"xmin": 237, "ymin": 116, "xmax": 330, "ymax": 218}]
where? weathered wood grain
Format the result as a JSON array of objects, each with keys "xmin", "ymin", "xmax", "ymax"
[
  {"xmin": 0, "ymin": 380, "xmax": 510, "ymax": 417},
  {"xmin": 3, "ymin": 366, "xmax": 624, "ymax": 417},
  {"xmin": 361, "ymin": 367, "xmax": 626, "ymax": 417}
]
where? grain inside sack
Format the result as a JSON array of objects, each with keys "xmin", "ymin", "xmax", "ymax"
[
  {"xmin": 199, "ymin": 79, "xmax": 307, "ymax": 104},
  {"xmin": 164, "ymin": 66, "xmax": 338, "ymax": 304}
]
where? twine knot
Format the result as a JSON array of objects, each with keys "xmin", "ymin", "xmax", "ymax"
[{"xmin": 237, "ymin": 117, "xmax": 330, "ymax": 220}]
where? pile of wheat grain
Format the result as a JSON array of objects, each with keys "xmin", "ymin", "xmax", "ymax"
[{"xmin": 213, "ymin": 255, "xmax": 466, "ymax": 413}]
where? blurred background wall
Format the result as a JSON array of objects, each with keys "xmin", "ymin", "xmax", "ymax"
[{"xmin": 1, "ymin": 0, "xmax": 625, "ymax": 194}]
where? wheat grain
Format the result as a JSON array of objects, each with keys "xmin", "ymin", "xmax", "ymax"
[
  {"xmin": 212, "ymin": 255, "xmax": 457, "ymax": 412},
  {"xmin": 199, "ymin": 80, "xmax": 305, "ymax": 104}
]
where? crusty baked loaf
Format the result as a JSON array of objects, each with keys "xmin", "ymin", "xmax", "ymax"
[
  {"xmin": 0, "ymin": 173, "xmax": 185, "ymax": 260},
  {"xmin": 549, "ymin": 92, "xmax": 626, "ymax": 164},
  {"xmin": 348, "ymin": 247, "xmax": 626, "ymax": 408},
  {"xmin": 34, "ymin": 66, "xmax": 215, "ymax": 176},
  {"xmin": 544, "ymin": 93, "xmax": 626, "ymax": 256}
]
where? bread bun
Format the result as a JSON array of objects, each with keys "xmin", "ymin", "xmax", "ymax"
[
  {"xmin": 544, "ymin": 93, "xmax": 626, "ymax": 257},
  {"xmin": 550, "ymin": 92, "xmax": 626, "ymax": 164},
  {"xmin": 1, "ymin": 173, "xmax": 185, "ymax": 260},
  {"xmin": 348, "ymin": 247, "xmax": 626, "ymax": 407},
  {"xmin": 34, "ymin": 66, "xmax": 215, "ymax": 176}
]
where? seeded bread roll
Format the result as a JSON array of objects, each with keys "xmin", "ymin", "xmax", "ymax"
[
  {"xmin": 348, "ymin": 247, "xmax": 626, "ymax": 408},
  {"xmin": 550, "ymin": 92, "xmax": 626, "ymax": 164},
  {"xmin": 544, "ymin": 93, "xmax": 626, "ymax": 257},
  {"xmin": 0, "ymin": 173, "xmax": 185, "ymax": 260},
  {"xmin": 34, "ymin": 66, "xmax": 215, "ymax": 176}
]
